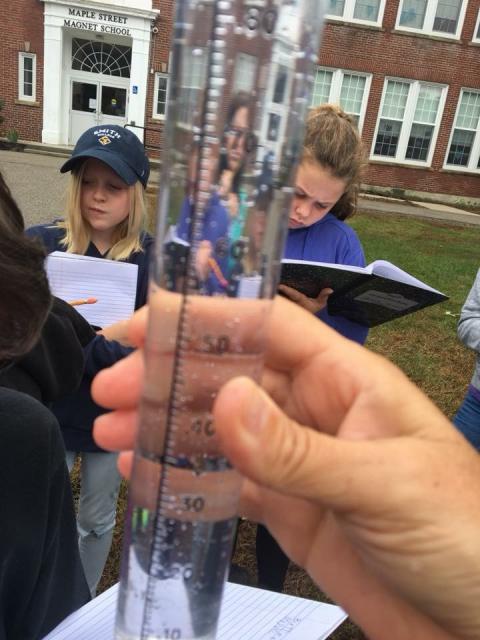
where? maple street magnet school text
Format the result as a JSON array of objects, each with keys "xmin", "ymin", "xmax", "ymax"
[{"xmin": 64, "ymin": 7, "xmax": 131, "ymax": 36}]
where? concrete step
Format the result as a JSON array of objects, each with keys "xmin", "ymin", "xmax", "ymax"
[
  {"xmin": 17, "ymin": 139, "xmax": 73, "ymax": 157},
  {"xmin": 24, "ymin": 147, "xmax": 71, "ymax": 158}
]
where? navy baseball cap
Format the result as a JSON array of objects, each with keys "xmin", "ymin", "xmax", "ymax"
[{"xmin": 60, "ymin": 125, "xmax": 150, "ymax": 188}]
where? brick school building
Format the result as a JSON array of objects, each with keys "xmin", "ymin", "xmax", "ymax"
[
  {"xmin": 1, "ymin": 0, "xmax": 479, "ymax": 205},
  {"xmin": 0, "ymin": 0, "xmax": 171, "ymax": 152}
]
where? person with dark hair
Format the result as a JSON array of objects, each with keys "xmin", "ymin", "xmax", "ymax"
[
  {"xmin": 176, "ymin": 91, "xmax": 257, "ymax": 294},
  {"xmin": 0, "ymin": 172, "xmax": 94, "ymax": 402},
  {"xmin": 0, "ymin": 173, "xmax": 90, "ymax": 639},
  {"xmin": 217, "ymin": 91, "xmax": 257, "ymax": 249}
]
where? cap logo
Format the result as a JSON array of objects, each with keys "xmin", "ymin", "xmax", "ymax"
[{"xmin": 98, "ymin": 135, "xmax": 112, "ymax": 146}]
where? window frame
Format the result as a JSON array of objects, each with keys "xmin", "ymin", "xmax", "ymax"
[
  {"xmin": 178, "ymin": 45, "xmax": 208, "ymax": 129},
  {"xmin": 370, "ymin": 77, "xmax": 448, "ymax": 167},
  {"xmin": 311, "ymin": 67, "xmax": 372, "ymax": 132},
  {"xmin": 443, "ymin": 88, "xmax": 480, "ymax": 174},
  {"xmin": 326, "ymin": 0, "xmax": 387, "ymax": 27},
  {"xmin": 473, "ymin": 8, "xmax": 480, "ymax": 43},
  {"xmin": 152, "ymin": 72, "xmax": 169, "ymax": 120},
  {"xmin": 232, "ymin": 52, "xmax": 257, "ymax": 94},
  {"xmin": 18, "ymin": 52, "xmax": 36, "ymax": 102},
  {"xmin": 395, "ymin": 0, "xmax": 467, "ymax": 40}
]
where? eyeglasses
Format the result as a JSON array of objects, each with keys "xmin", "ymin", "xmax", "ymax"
[
  {"xmin": 225, "ymin": 126, "xmax": 250, "ymax": 140},
  {"xmin": 224, "ymin": 127, "xmax": 257, "ymax": 152}
]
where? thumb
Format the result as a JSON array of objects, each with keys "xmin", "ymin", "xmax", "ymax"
[
  {"xmin": 213, "ymin": 376, "xmax": 373, "ymax": 511},
  {"xmin": 317, "ymin": 287, "xmax": 333, "ymax": 302}
]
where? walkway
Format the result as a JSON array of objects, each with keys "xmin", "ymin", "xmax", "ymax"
[{"xmin": 1, "ymin": 148, "xmax": 478, "ymax": 228}]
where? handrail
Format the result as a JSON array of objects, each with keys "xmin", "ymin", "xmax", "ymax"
[{"xmin": 124, "ymin": 122, "xmax": 161, "ymax": 152}]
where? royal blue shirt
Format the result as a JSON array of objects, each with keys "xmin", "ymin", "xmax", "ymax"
[
  {"xmin": 177, "ymin": 193, "xmax": 231, "ymax": 294},
  {"xmin": 285, "ymin": 213, "xmax": 369, "ymax": 344},
  {"xmin": 26, "ymin": 223, "xmax": 154, "ymax": 451}
]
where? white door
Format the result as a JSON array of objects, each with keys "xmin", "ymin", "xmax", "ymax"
[
  {"xmin": 260, "ymin": 61, "xmax": 293, "ymax": 161},
  {"xmin": 98, "ymin": 84, "xmax": 128, "ymax": 128},
  {"xmin": 70, "ymin": 81, "xmax": 98, "ymax": 144},
  {"xmin": 69, "ymin": 81, "xmax": 128, "ymax": 144}
]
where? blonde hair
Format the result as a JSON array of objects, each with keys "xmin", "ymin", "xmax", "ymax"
[
  {"xmin": 59, "ymin": 162, "xmax": 146, "ymax": 260},
  {"xmin": 301, "ymin": 104, "xmax": 366, "ymax": 220}
]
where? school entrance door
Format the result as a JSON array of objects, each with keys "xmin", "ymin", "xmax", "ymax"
[
  {"xmin": 67, "ymin": 37, "xmax": 132, "ymax": 144},
  {"xmin": 69, "ymin": 80, "xmax": 128, "ymax": 144}
]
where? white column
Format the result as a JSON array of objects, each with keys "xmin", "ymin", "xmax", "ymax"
[
  {"xmin": 127, "ymin": 23, "xmax": 152, "ymax": 141},
  {"xmin": 42, "ymin": 18, "xmax": 64, "ymax": 144}
]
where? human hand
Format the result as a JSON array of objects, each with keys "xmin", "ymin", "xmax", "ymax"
[
  {"xmin": 278, "ymin": 283, "xmax": 333, "ymax": 314},
  {"xmin": 195, "ymin": 239, "xmax": 213, "ymax": 281},
  {"xmin": 97, "ymin": 318, "xmax": 132, "ymax": 346},
  {"xmin": 217, "ymin": 169, "xmax": 235, "ymax": 197},
  {"xmin": 92, "ymin": 295, "xmax": 480, "ymax": 640}
]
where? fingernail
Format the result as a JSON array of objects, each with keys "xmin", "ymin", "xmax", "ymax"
[{"xmin": 243, "ymin": 385, "xmax": 267, "ymax": 435}]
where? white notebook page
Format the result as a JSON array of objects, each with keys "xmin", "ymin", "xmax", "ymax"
[
  {"xmin": 45, "ymin": 252, "xmax": 138, "ymax": 327},
  {"xmin": 43, "ymin": 582, "xmax": 347, "ymax": 640}
]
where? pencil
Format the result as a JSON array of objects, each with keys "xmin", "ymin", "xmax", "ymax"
[
  {"xmin": 207, "ymin": 258, "xmax": 229, "ymax": 288},
  {"xmin": 68, "ymin": 297, "xmax": 98, "ymax": 306}
]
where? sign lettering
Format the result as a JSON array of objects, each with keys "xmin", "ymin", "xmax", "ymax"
[{"xmin": 64, "ymin": 6, "xmax": 131, "ymax": 36}]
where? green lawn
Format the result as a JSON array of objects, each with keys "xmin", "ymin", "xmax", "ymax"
[
  {"xmin": 96, "ymin": 210, "xmax": 480, "ymax": 640},
  {"xmin": 350, "ymin": 212, "xmax": 479, "ymax": 418}
]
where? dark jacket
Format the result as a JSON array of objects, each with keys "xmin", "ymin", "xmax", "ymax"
[
  {"xmin": 0, "ymin": 388, "xmax": 90, "ymax": 639},
  {"xmin": 26, "ymin": 223, "xmax": 154, "ymax": 451},
  {"xmin": 0, "ymin": 297, "xmax": 95, "ymax": 403}
]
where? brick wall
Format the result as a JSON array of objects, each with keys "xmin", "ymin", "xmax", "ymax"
[
  {"xmin": 143, "ymin": 0, "xmax": 175, "ymax": 155},
  {"xmin": 318, "ymin": 4, "xmax": 480, "ymax": 198},
  {"xmin": 1, "ymin": 0, "xmax": 479, "ymax": 199},
  {"xmin": 0, "ymin": 0, "xmax": 44, "ymax": 141}
]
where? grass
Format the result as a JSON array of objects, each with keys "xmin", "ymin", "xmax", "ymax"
[
  {"xmin": 91, "ymin": 209, "xmax": 480, "ymax": 639},
  {"xmin": 350, "ymin": 212, "xmax": 479, "ymax": 418}
]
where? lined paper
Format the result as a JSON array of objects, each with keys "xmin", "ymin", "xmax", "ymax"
[
  {"xmin": 45, "ymin": 252, "xmax": 138, "ymax": 327},
  {"xmin": 43, "ymin": 582, "xmax": 347, "ymax": 640}
]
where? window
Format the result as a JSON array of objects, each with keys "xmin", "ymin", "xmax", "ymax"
[
  {"xmin": 273, "ymin": 65, "xmax": 288, "ymax": 104},
  {"xmin": 18, "ymin": 52, "xmax": 36, "ymax": 102},
  {"xmin": 72, "ymin": 39, "xmax": 131, "ymax": 77},
  {"xmin": 232, "ymin": 53, "xmax": 257, "ymax": 93},
  {"xmin": 311, "ymin": 67, "xmax": 371, "ymax": 131},
  {"xmin": 473, "ymin": 9, "xmax": 480, "ymax": 42},
  {"xmin": 179, "ymin": 46, "xmax": 207, "ymax": 126},
  {"xmin": 326, "ymin": 0, "xmax": 386, "ymax": 25},
  {"xmin": 396, "ymin": 0, "xmax": 466, "ymax": 38},
  {"xmin": 153, "ymin": 73, "xmax": 169, "ymax": 120},
  {"xmin": 372, "ymin": 79, "xmax": 447, "ymax": 164},
  {"xmin": 445, "ymin": 90, "xmax": 480, "ymax": 172}
]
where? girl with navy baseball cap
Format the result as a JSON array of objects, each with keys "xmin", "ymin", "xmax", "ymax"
[{"xmin": 26, "ymin": 124, "xmax": 154, "ymax": 597}]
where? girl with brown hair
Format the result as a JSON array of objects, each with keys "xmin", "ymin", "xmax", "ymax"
[
  {"xmin": 257, "ymin": 103, "xmax": 369, "ymax": 592},
  {"xmin": 279, "ymin": 103, "xmax": 368, "ymax": 344}
]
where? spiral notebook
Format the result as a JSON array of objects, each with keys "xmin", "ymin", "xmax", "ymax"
[
  {"xmin": 45, "ymin": 251, "xmax": 138, "ymax": 327},
  {"xmin": 43, "ymin": 582, "xmax": 347, "ymax": 639}
]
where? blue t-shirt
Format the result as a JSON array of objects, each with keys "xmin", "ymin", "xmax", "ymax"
[
  {"xmin": 177, "ymin": 194, "xmax": 230, "ymax": 294},
  {"xmin": 285, "ymin": 213, "xmax": 369, "ymax": 345}
]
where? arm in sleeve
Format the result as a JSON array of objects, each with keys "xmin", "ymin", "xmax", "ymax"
[
  {"xmin": 318, "ymin": 308, "xmax": 369, "ymax": 345},
  {"xmin": 135, "ymin": 234, "xmax": 155, "ymax": 309},
  {"xmin": 318, "ymin": 227, "xmax": 369, "ymax": 345},
  {"xmin": 457, "ymin": 269, "xmax": 480, "ymax": 353},
  {"xmin": 83, "ymin": 335, "xmax": 133, "ymax": 378}
]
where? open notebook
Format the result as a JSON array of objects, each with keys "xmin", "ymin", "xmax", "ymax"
[
  {"xmin": 45, "ymin": 252, "xmax": 139, "ymax": 327},
  {"xmin": 43, "ymin": 582, "xmax": 347, "ymax": 640}
]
